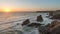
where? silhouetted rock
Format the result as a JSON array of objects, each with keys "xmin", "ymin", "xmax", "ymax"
[
  {"xmin": 51, "ymin": 14, "xmax": 60, "ymax": 19},
  {"xmin": 27, "ymin": 23, "xmax": 43, "ymax": 28},
  {"xmin": 37, "ymin": 15, "xmax": 43, "ymax": 22},
  {"xmin": 22, "ymin": 19, "xmax": 30, "ymax": 26}
]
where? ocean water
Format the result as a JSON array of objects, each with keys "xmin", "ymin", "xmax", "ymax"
[{"xmin": 0, "ymin": 12, "xmax": 53, "ymax": 32}]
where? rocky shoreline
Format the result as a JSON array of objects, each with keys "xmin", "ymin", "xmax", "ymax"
[{"xmin": 0, "ymin": 13, "xmax": 60, "ymax": 34}]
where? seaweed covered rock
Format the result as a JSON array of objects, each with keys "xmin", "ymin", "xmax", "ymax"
[
  {"xmin": 22, "ymin": 19, "xmax": 30, "ymax": 26},
  {"xmin": 37, "ymin": 15, "xmax": 43, "ymax": 22}
]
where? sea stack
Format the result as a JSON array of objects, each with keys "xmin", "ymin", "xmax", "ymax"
[
  {"xmin": 37, "ymin": 15, "xmax": 43, "ymax": 22},
  {"xmin": 22, "ymin": 19, "xmax": 30, "ymax": 26}
]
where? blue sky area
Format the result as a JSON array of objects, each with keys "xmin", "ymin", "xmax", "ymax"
[{"xmin": 0, "ymin": 0, "xmax": 60, "ymax": 11}]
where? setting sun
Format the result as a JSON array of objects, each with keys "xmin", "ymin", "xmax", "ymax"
[
  {"xmin": 3, "ymin": 9, "xmax": 11, "ymax": 12},
  {"xmin": 3, "ymin": 8, "xmax": 11, "ymax": 12}
]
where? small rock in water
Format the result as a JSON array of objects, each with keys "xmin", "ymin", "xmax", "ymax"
[
  {"xmin": 37, "ymin": 15, "xmax": 43, "ymax": 22},
  {"xmin": 22, "ymin": 19, "xmax": 30, "ymax": 26}
]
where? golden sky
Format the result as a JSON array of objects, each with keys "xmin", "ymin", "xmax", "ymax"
[{"xmin": 0, "ymin": 0, "xmax": 60, "ymax": 12}]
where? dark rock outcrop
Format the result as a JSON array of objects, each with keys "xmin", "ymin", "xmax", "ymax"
[
  {"xmin": 27, "ymin": 23, "xmax": 43, "ymax": 28},
  {"xmin": 51, "ymin": 14, "xmax": 60, "ymax": 19},
  {"xmin": 22, "ymin": 19, "xmax": 30, "ymax": 26},
  {"xmin": 50, "ymin": 26, "xmax": 60, "ymax": 34},
  {"xmin": 44, "ymin": 21, "xmax": 60, "ymax": 34},
  {"xmin": 37, "ymin": 15, "xmax": 43, "ymax": 22},
  {"xmin": 49, "ymin": 21, "xmax": 58, "ymax": 28}
]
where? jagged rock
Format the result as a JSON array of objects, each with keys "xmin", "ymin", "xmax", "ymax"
[
  {"xmin": 50, "ymin": 26, "xmax": 60, "ymax": 34},
  {"xmin": 49, "ymin": 21, "xmax": 60, "ymax": 28},
  {"xmin": 44, "ymin": 21, "xmax": 60, "ymax": 34},
  {"xmin": 22, "ymin": 19, "xmax": 30, "ymax": 26},
  {"xmin": 27, "ymin": 23, "xmax": 42, "ymax": 28},
  {"xmin": 37, "ymin": 15, "xmax": 43, "ymax": 22},
  {"xmin": 51, "ymin": 14, "xmax": 60, "ymax": 19},
  {"xmin": 51, "ymin": 21, "xmax": 58, "ymax": 24},
  {"xmin": 37, "ymin": 21, "xmax": 60, "ymax": 34}
]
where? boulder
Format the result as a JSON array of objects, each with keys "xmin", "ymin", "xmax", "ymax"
[
  {"xmin": 22, "ymin": 19, "xmax": 30, "ymax": 26},
  {"xmin": 37, "ymin": 15, "xmax": 43, "ymax": 22}
]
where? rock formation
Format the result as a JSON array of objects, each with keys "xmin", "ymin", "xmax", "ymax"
[
  {"xmin": 27, "ymin": 23, "xmax": 43, "ymax": 28},
  {"xmin": 37, "ymin": 15, "xmax": 43, "ymax": 22},
  {"xmin": 22, "ymin": 19, "xmax": 30, "ymax": 26},
  {"xmin": 44, "ymin": 21, "xmax": 60, "ymax": 34},
  {"xmin": 51, "ymin": 14, "xmax": 60, "ymax": 19}
]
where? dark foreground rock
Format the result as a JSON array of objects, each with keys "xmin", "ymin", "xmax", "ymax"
[
  {"xmin": 44, "ymin": 21, "xmax": 60, "ymax": 34},
  {"xmin": 50, "ymin": 26, "xmax": 60, "ymax": 34},
  {"xmin": 22, "ymin": 19, "xmax": 30, "ymax": 26},
  {"xmin": 37, "ymin": 15, "xmax": 43, "ymax": 22}
]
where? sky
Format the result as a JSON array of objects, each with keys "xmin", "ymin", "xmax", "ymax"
[{"xmin": 0, "ymin": 0, "xmax": 60, "ymax": 12}]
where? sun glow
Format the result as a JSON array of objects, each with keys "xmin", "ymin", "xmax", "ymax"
[{"xmin": 3, "ymin": 9, "xmax": 11, "ymax": 12}]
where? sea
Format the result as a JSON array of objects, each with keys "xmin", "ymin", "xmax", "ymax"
[{"xmin": 0, "ymin": 12, "xmax": 53, "ymax": 33}]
